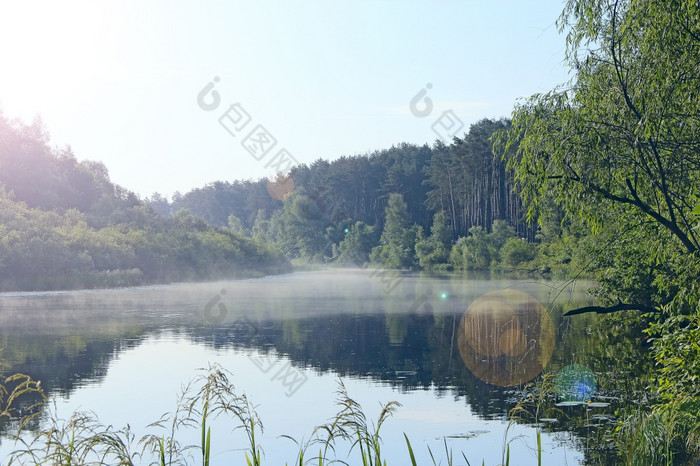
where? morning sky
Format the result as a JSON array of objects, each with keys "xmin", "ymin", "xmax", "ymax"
[{"xmin": 0, "ymin": 1, "xmax": 570, "ymax": 198}]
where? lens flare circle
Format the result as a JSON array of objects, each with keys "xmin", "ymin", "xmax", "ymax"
[
  {"xmin": 458, "ymin": 289, "xmax": 555, "ymax": 386},
  {"xmin": 555, "ymin": 364, "xmax": 597, "ymax": 402},
  {"xmin": 266, "ymin": 174, "xmax": 295, "ymax": 200}
]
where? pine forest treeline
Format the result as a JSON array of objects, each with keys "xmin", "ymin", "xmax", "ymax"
[
  {"xmin": 161, "ymin": 117, "xmax": 539, "ymax": 271},
  {"xmin": 425, "ymin": 119, "xmax": 533, "ymax": 240},
  {"xmin": 167, "ymin": 118, "xmax": 532, "ymax": 246},
  {"xmin": 0, "ymin": 112, "xmax": 541, "ymax": 290}
]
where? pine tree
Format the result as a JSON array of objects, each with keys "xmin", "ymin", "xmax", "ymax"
[{"xmin": 370, "ymin": 193, "xmax": 418, "ymax": 269}]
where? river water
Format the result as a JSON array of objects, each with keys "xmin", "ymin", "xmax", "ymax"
[{"xmin": 0, "ymin": 269, "xmax": 646, "ymax": 465}]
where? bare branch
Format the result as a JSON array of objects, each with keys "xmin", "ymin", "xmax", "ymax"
[{"xmin": 563, "ymin": 302, "xmax": 658, "ymax": 316}]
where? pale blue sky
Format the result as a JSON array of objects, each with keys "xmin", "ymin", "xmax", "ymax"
[{"xmin": 0, "ymin": 1, "xmax": 570, "ymax": 198}]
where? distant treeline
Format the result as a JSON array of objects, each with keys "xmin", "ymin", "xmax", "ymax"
[
  {"xmin": 0, "ymin": 113, "xmax": 288, "ymax": 291},
  {"xmin": 153, "ymin": 118, "xmax": 586, "ymax": 274},
  {"xmin": 0, "ymin": 110, "xmax": 587, "ymax": 290},
  {"xmin": 163, "ymin": 119, "xmax": 532, "ymax": 240}
]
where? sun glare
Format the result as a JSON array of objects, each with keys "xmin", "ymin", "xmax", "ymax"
[{"xmin": 0, "ymin": 2, "xmax": 122, "ymax": 121}]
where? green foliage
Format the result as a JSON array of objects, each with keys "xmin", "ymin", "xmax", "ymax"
[
  {"xmin": 251, "ymin": 209, "xmax": 271, "ymax": 242},
  {"xmin": 170, "ymin": 143, "xmax": 434, "ymax": 237},
  {"xmin": 0, "ymin": 114, "xmax": 290, "ymax": 291},
  {"xmin": 647, "ymin": 302, "xmax": 700, "ymax": 402},
  {"xmin": 616, "ymin": 398, "xmax": 700, "ymax": 466},
  {"xmin": 0, "ymin": 111, "xmax": 543, "ymax": 277},
  {"xmin": 268, "ymin": 190, "xmax": 332, "ymax": 261},
  {"xmin": 163, "ymin": 122, "xmax": 539, "ymax": 266},
  {"xmin": 532, "ymin": 207, "xmax": 593, "ymax": 276},
  {"xmin": 425, "ymin": 119, "xmax": 531, "ymax": 239},
  {"xmin": 227, "ymin": 214, "xmax": 245, "ymax": 235},
  {"xmin": 499, "ymin": 237, "xmax": 537, "ymax": 267},
  {"xmin": 170, "ymin": 180, "xmax": 281, "ymax": 231},
  {"xmin": 428, "ymin": 211, "xmax": 452, "ymax": 246},
  {"xmin": 0, "ymin": 114, "xmax": 130, "ymax": 217},
  {"xmin": 0, "ymin": 188, "xmax": 289, "ymax": 291},
  {"xmin": 415, "ymin": 212, "xmax": 451, "ymax": 270},
  {"xmin": 497, "ymin": 0, "xmax": 700, "ymax": 461},
  {"xmin": 489, "ymin": 220, "xmax": 515, "ymax": 253},
  {"xmin": 449, "ymin": 220, "xmax": 523, "ymax": 270},
  {"xmin": 335, "ymin": 221, "xmax": 376, "ymax": 266},
  {"xmin": 371, "ymin": 194, "xmax": 419, "ymax": 269},
  {"xmin": 501, "ymin": 0, "xmax": 699, "ymax": 253},
  {"xmin": 450, "ymin": 226, "xmax": 492, "ymax": 270}
]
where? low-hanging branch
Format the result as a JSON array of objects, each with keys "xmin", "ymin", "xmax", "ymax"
[{"xmin": 563, "ymin": 302, "xmax": 659, "ymax": 316}]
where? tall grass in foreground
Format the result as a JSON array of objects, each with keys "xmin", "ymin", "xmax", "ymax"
[
  {"xmin": 8, "ymin": 365, "xmax": 474, "ymax": 465},
  {"xmin": 11, "ymin": 409, "xmax": 139, "ymax": 465},
  {"xmin": 5, "ymin": 365, "xmax": 697, "ymax": 464},
  {"xmin": 615, "ymin": 397, "xmax": 700, "ymax": 466},
  {"xmin": 0, "ymin": 373, "xmax": 44, "ymax": 433},
  {"xmin": 322, "ymin": 379, "xmax": 400, "ymax": 466},
  {"xmin": 502, "ymin": 372, "xmax": 559, "ymax": 466}
]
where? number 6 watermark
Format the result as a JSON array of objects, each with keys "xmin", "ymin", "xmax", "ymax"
[{"xmin": 197, "ymin": 76, "xmax": 297, "ymax": 201}]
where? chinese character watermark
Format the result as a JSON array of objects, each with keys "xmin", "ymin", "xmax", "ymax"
[
  {"xmin": 409, "ymin": 83, "xmax": 465, "ymax": 142},
  {"xmin": 202, "ymin": 291, "xmax": 308, "ymax": 397},
  {"xmin": 197, "ymin": 77, "xmax": 297, "ymax": 201}
]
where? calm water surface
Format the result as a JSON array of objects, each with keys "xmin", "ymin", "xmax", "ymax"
[{"xmin": 0, "ymin": 269, "xmax": 645, "ymax": 465}]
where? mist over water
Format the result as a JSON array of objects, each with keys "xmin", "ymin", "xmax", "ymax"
[{"xmin": 0, "ymin": 269, "xmax": 632, "ymax": 464}]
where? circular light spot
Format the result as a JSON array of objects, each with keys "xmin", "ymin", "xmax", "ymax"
[
  {"xmin": 266, "ymin": 174, "xmax": 295, "ymax": 200},
  {"xmin": 458, "ymin": 289, "xmax": 555, "ymax": 387},
  {"xmin": 555, "ymin": 364, "xmax": 597, "ymax": 402},
  {"xmin": 499, "ymin": 327, "xmax": 528, "ymax": 356},
  {"xmin": 462, "ymin": 299, "xmax": 518, "ymax": 357}
]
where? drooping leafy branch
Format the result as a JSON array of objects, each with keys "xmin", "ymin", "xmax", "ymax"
[{"xmin": 502, "ymin": 0, "xmax": 699, "ymax": 256}]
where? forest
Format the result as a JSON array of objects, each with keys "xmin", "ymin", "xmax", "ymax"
[
  {"xmin": 0, "ymin": 112, "xmax": 586, "ymax": 291},
  {"xmin": 0, "ymin": 0, "xmax": 698, "ymax": 462},
  {"xmin": 0, "ymin": 114, "xmax": 289, "ymax": 291},
  {"xmin": 155, "ymin": 118, "xmax": 575, "ymax": 275}
]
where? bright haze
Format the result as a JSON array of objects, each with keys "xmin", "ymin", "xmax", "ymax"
[{"xmin": 0, "ymin": 1, "xmax": 570, "ymax": 198}]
